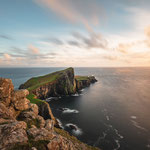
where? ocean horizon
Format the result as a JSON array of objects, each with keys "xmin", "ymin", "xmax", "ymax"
[{"xmin": 1, "ymin": 67, "xmax": 150, "ymax": 150}]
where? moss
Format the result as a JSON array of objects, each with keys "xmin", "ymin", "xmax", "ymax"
[
  {"xmin": 26, "ymin": 94, "xmax": 46, "ymax": 105},
  {"xmin": 0, "ymin": 122, "xmax": 9, "ymax": 125},
  {"xmin": 54, "ymin": 128, "xmax": 99, "ymax": 150},
  {"xmin": 21, "ymin": 67, "xmax": 73, "ymax": 92},
  {"xmin": 26, "ymin": 118, "xmax": 41, "ymax": 129}
]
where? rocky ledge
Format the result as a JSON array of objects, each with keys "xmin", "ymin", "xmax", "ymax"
[{"xmin": 0, "ymin": 78, "xmax": 99, "ymax": 150}]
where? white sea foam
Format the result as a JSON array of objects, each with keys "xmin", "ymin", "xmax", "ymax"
[
  {"xmin": 131, "ymin": 120, "xmax": 148, "ymax": 132},
  {"xmin": 65, "ymin": 123, "xmax": 82, "ymax": 135},
  {"xmin": 131, "ymin": 116, "xmax": 137, "ymax": 119},
  {"xmin": 80, "ymin": 89, "xmax": 85, "ymax": 92},
  {"xmin": 106, "ymin": 115, "xmax": 110, "ymax": 121},
  {"xmin": 46, "ymin": 97, "xmax": 60, "ymax": 102},
  {"xmin": 56, "ymin": 119, "xmax": 64, "ymax": 129},
  {"xmin": 114, "ymin": 129, "xmax": 124, "ymax": 139},
  {"xmin": 72, "ymin": 93, "xmax": 80, "ymax": 97},
  {"xmin": 114, "ymin": 139, "xmax": 121, "ymax": 150},
  {"xmin": 62, "ymin": 108, "xmax": 79, "ymax": 114}
]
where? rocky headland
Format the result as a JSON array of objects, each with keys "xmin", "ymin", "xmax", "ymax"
[{"xmin": 0, "ymin": 68, "xmax": 98, "ymax": 150}]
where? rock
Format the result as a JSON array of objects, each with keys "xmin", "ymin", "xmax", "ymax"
[
  {"xmin": 29, "ymin": 103, "xmax": 39, "ymax": 116},
  {"xmin": 12, "ymin": 90, "xmax": 30, "ymax": 111},
  {"xmin": 37, "ymin": 101, "xmax": 56, "ymax": 122},
  {"xmin": 36, "ymin": 115, "xmax": 45, "ymax": 128},
  {"xmin": 75, "ymin": 76, "xmax": 97, "ymax": 91},
  {"xmin": 0, "ymin": 102, "xmax": 15, "ymax": 120},
  {"xmin": 0, "ymin": 76, "xmax": 99, "ymax": 150},
  {"xmin": 17, "ymin": 104, "xmax": 39, "ymax": 121},
  {"xmin": 0, "ymin": 78, "xmax": 14, "ymax": 106},
  {"xmin": 68, "ymin": 124, "xmax": 77, "ymax": 131},
  {"xmin": 27, "ymin": 127, "xmax": 54, "ymax": 141},
  {"xmin": 47, "ymin": 135, "xmax": 75, "ymax": 150},
  {"xmin": 45, "ymin": 119, "xmax": 54, "ymax": 131},
  {"xmin": 0, "ymin": 121, "xmax": 28, "ymax": 150},
  {"xmin": 18, "ymin": 110, "xmax": 37, "ymax": 121}
]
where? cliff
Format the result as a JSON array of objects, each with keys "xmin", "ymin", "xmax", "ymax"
[
  {"xmin": 19, "ymin": 67, "xmax": 97, "ymax": 99},
  {"xmin": 0, "ymin": 78, "xmax": 99, "ymax": 150},
  {"xmin": 19, "ymin": 68, "xmax": 97, "ymax": 128}
]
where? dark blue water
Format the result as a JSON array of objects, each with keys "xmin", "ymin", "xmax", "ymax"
[{"xmin": 0, "ymin": 67, "xmax": 150, "ymax": 150}]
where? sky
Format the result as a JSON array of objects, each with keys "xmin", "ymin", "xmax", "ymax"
[{"xmin": 0, "ymin": 0, "xmax": 150, "ymax": 67}]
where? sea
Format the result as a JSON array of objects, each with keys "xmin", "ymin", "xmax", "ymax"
[{"xmin": 0, "ymin": 67, "xmax": 150, "ymax": 150}]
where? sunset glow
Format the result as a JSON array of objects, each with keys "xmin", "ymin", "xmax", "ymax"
[{"xmin": 0, "ymin": 0, "xmax": 150, "ymax": 67}]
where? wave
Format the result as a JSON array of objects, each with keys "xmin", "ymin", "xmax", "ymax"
[
  {"xmin": 45, "ymin": 97, "xmax": 61, "ymax": 102},
  {"xmin": 131, "ymin": 120, "xmax": 148, "ymax": 132},
  {"xmin": 114, "ymin": 139, "xmax": 121, "ymax": 150},
  {"xmin": 58, "ymin": 107, "xmax": 79, "ymax": 114},
  {"xmin": 130, "ymin": 116, "xmax": 137, "ymax": 119},
  {"xmin": 65, "ymin": 123, "xmax": 82, "ymax": 136},
  {"xmin": 71, "ymin": 93, "xmax": 80, "ymax": 97}
]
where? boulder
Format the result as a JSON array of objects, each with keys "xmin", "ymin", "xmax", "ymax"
[
  {"xmin": 0, "ymin": 102, "xmax": 15, "ymax": 120},
  {"xmin": 27, "ymin": 127, "xmax": 54, "ymax": 141},
  {"xmin": 29, "ymin": 103, "xmax": 39, "ymax": 116},
  {"xmin": 12, "ymin": 90, "xmax": 30, "ymax": 111},
  {"xmin": 0, "ymin": 78, "xmax": 14, "ymax": 106},
  {"xmin": 45, "ymin": 119, "xmax": 54, "ymax": 131},
  {"xmin": 0, "ymin": 121, "xmax": 28, "ymax": 150}
]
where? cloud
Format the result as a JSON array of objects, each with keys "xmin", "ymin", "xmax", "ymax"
[
  {"xmin": 0, "ymin": 34, "xmax": 13, "ymax": 40},
  {"xmin": 103, "ymin": 55, "xmax": 118, "ymax": 61},
  {"xmin": 144, "ymin": 25, "xmax": 150, "ymax": 47},
  {"xmin": 34, "ymin": 0, "xmax": 104, "ymax": 32},
  {"xmin": 72, "ymin": 32, "xmax": 108, "ymax": 49},
  {"xmin": 67, "ymin": 41, "xmax": 81, "ymax": 47},
  {"xmin": 28, "ymin": 44, "xmax": 40, "ymax": 54},
  {"xmin": 34, "ymin": 0, "xmax": 109, "ymax": 51},
  {"xmin": 3, "ymin": 53, "xmax": 11, "ymax": 60},
  {"xmin": 144, "ymin": 25, "xmax": 150, "ymax": 38},
  {"xmin": 46, "ymin": 38, "xmax": 63, "ymax": 45}
]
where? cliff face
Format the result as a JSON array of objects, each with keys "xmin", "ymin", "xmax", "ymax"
[
  {"xmin": 32, "ymin": 68, "xmax": 76, "ymax": 99},
  {"xmin": 75, "ymin": 76, "xmax": 97, "ymax": 90},
  {"xmin": 19, "ymin": 67, "xmax": 97, "ymax": 99},
  {"xmin": 0, "ymin": 78, "xmax": 99, "ymax": 150}
]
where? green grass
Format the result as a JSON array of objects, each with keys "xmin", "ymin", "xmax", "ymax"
[
  {"xmin": 21, "ymin": 67, "xmax": 73, "ymax": 91},
  {"xmin": 75, "ymin": 76, "xmax": 90, "ymax": 81},
  {"xmin": 26, "ymin": 94, "xmax": 46, "ymax": 105}
]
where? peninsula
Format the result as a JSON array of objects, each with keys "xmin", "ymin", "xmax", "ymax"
[{"xmin": 0, "ymin": 68, "xmax": 98, "ymax": 150}]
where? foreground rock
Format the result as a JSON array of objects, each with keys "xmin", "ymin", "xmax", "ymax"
[{"xmin": 0, "ymin": 78, "xmax": 99, "ymax": 150}]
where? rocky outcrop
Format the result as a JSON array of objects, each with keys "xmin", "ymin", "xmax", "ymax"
[
  {"xmin": 0, "ymin": 78, "xmax": 99, "ymax": 150},
  {"xmin": 19, "ymin": 68, "xmax": 97, "ymax": 99},
  {"xmin": 0, "ymin": 121, "xmax": 28, "ymax": 150},
  {"xmin": 75, "ymin": 76, "xmax": 97, "ymax": 90}
]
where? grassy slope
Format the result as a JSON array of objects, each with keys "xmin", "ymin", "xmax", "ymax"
[
  {"xmin": 22, "ymin": 68, "xmax": 73, "ymax": 92},
  {"xmin": 26, "ymin": 94, "xmax": 46, "ymax": 104},
  {"xmin": 75, "ymin": 76, "xmax": 90, "ymax": 81},
  {"xmin": 25, "ymin": 68, "xmax": 90, "ymax": 104}
]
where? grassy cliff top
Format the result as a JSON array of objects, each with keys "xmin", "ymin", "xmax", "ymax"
[
  {"xmin": 20, "ymin": 67, "xmax": 74, "ymax": 91},
  {"xmin": 75, "ymin": 76, "xmax": 94, "ymax": 81}
]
